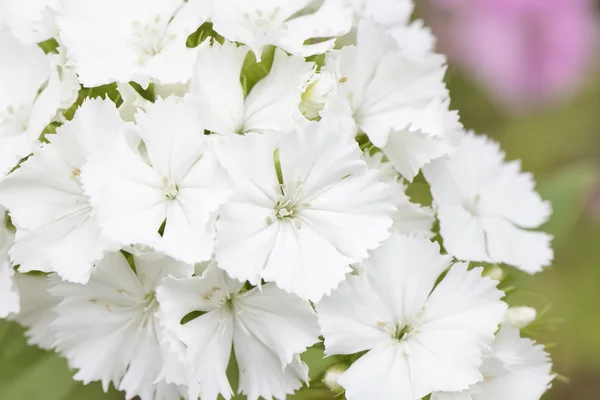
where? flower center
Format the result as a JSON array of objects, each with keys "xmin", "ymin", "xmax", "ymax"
[
  {"xmin": 242, "ymin": 7, "xmax": 283, "ymax": 32},
  {"xmin": 274, "ymin": 194, "xmax": 297, "ymax": 219},
  {"xmin": 143, "ymin": 291, "xmax": 159, "ymax": 313},
  {"xmin": 269, "ymin": 148, "xmax": 309, "ymax": 229},
  {"xmin": 0, "ymin": 104, "xmax": 30, "ymax": 136},
  {"xmin": 378, "ymin": 321, "xmax": 412, "ymax": 342},
  {"xmin": 162, "ymin": 177, "xmax": 178, "ymax": 200},
  {"xmin": 139, "ymin": 291, "xmax": 159, "ymax": 328},
  {"xmin": 463, "ymin": 194, "xmax": 481, "ymax": 216},
  {"xmin": 131, "ymin": 15, "xmax": 175, "ymax": 63}
]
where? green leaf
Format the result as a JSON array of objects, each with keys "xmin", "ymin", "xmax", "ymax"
[
  {"xmin": 38, "ymin": 38, "xmax": 59, "ymax": 54},
  {"xmin": 129, "ymin": 82, "xmax": 155, "ymax": 103},
  {"xmin": 186, "ymin": 22, "xmax": 224, "ymax": 48},
  {"xmin": 240, "ymin": 46, "xmax": 276, "ymax": 97},
  {"xmin": 301, "ymin": 345, "xmax": 340, "ymax": 381},
  {"xmin": 62, "ymin": 83, "xmax": 121, "ymax": 122}
]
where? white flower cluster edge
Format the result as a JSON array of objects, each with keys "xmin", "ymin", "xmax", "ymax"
[{"xmin": 0, "ymin": 0, "xmax": 555, "ymax": 399}]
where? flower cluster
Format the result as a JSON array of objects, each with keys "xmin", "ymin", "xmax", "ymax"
[{"xmin": 0, "ymin": 1, "xmax": 555, "ymax": 399}]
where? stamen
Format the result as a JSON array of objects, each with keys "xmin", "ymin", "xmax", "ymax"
[{"xmin": 163, "ymin": 177, "xmax": 179, "ymax": 200}]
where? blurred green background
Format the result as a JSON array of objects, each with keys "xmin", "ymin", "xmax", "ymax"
[
  {"xmin": 2, "ymin": 3, "xmax": 600, "ymax": 400},
  {"xmin": 449, "ymin": 67, "xmax": 600, "ymax": 399}
]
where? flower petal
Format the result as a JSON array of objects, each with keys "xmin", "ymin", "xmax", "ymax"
[
  {"xmin": 408, "ymin": 264, "xmax": 507, "ymax": 396},
  {"xmin": 338, "ymin": 340, "xmax": 415, "ymax": 400}
]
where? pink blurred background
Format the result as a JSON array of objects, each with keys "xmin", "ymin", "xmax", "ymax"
[{"xmin": 426, "ymin": 0, "xmax": 599, "ymax": 112}]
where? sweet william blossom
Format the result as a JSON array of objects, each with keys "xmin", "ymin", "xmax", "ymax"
[
  {"xmin": 300, "ymin": 71, "xmax": 337, "ymax": 120},
  {"xmin": 51, "ymin": 251, "xmax": 193, "ymax": 400},
  {"xmin": 342, "ymin": 0, "xmax": 414, "ymax": 27},
  {"xmin": 0, "ymin": 99, "xmax": 126, "ymax": 283},
  {"xmin": 9, "ymin": 273, "xmax": 59, "ymax": 350},
  {"xmin": 423, "ymin": 132, "xmax": 553, "ymax": 273},
  {"xmin": 211, "ymin": 0, "xmax": 353, "ymax": 59},
  {"xmin": 156, "ymin": 262, "xmax": 320, "ymax": 400},
  {"xmin": 322, "ymin": 20, "xmax": 461, "ymax": 181},
  {"xmin": 215, "ymin": 120, "xmax": 395, "ymax": 301},
  {"xmin": 432, "ymin": 325, "xmax": 554, "ymax": 400},
  {"xmin": 58, "ymin": 0, "xmax": 211, "ymax": 87},
  {"xmin": 0, "ymin": 27, "xmax": 63, "ymax": 176},
  {"xmin": 189, "ymin": 39, "xmax": 314, "ymax": 135},
  {"xmin": 364, "ymin": 151, "xmax": 435, "ymax": 237},
  {"xmin": 336, "ymin": 0, "xmax": 425, "ymax": 51},
  {"xmin": 0, "ymin": 0, "xmax": 61, "ymax": 44},
  {"xmin": 82, "ymin": 96, "xmax": 232, "ymax": 265},
  {"xmin": 0, "ymin": 206, "xmax": 18, "ymax": 318},
  {"xmin": 117, "ymin": 82, "xmax": 188, "ymax": 122},
  {"xmin": 0, "ymin": 3, "xmax": 559, "ymax": 399},
  {"xmin": 316, "ymin": 235, "xmax": 507, "ymax": 399}
]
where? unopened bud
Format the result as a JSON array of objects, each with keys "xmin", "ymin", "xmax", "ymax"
[
  {"xmin": 504, "ymin": 306, "xmax": 537, "ymax": 329},
  {"xmin": 300, "ymin": 72, "xmax": 336, "ymax": 120},
  {"xmin": 484, "ymin": 266, "xmax": 504, "ymax": 282},
  {"xmin": 323, "ymin": 363, "xmax": 348, "ymax": 394}
]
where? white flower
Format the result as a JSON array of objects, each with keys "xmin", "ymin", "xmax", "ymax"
[
  {"xmin": 82, "ymin": 96, "xmax": 232, "ymax": 265},
  {"xmin": 322, "ymin": 364, "xmax": 347, "ymax": 394},
  {"xmin": 300, "ymin": 71, "xmax": 337, "ymax": 120},
  {"xmin": 0, "ymin": 262, "xmax": 18, "ymax": 318},
  {"xmin": 211, "ymin": 0, "xmax": 353, "ymax": 59},
  {"xmin": 51, "ymin": 45, "xmax": 81, "ymax": 110},
  {"xmin": 316, "ymin": 235, "xmax": 507, "ymax": 399},
  {"xmin": 9, "ymin": 273, "xmax": 60, "ymax": 349},
  {"xmin": 0, "ymin": 99, "xmax": 127, "ymax": 283},
  {"xmin": 215, "ymin": 121, "xmax": 394, "ymax": 301},
  {"xmin": 0, "ymin": 207, "xmax": 18, "ymax": 318},
  {"xmin": 364, "ymin": 151, "xmax": 435, "ymax": 237},
  {"xmin": 388, "ymin": 19, "xmax": 437, "ymax": 60},
  {"xmin": 503, "ymin": 306, "xmax": 537, "ymax": 329},
  {"xmin": 58, "ymin": 0, "xmax": 211, "ymax": 87},
  {"xmin": 423, "ymin": 132, "xmax": 554, "ymax": 273},
  {"xmin": 485, "ymin": 266, "xmax": 505, "ymax": 282},
  {"xmin": 190, "ymin": 40, "xmax": 314, "ymax": 135},
  {"xmin": 342, "ymin": 0, "xmax": 414, "ymax": 27},
  {"xmin": 432, "ymin": 326, "xmax": 554, "ymax": 400},
  {"xmin": 51, "ymin": 251, "xmax": 193, "ymax": 400},
  {"xmin": 156, "ymin": 262, "xmax": 320, "ymax": 400},
  {"xmin": 0, "ymin": 0, "xmax": 61, "ymax": 44},
  {"xmin": 322, "ymin": 20, "xmax": 460, "ymax": 180},
  {"xmin": 0, "ymin": 27, "xmax": 63, "ymax": 176},
  {"xmin": 117, "ymin": 82, "xmax": 189, "ymax": 122}
]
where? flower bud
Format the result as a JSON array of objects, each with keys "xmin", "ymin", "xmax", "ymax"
[
  {"xmin": 300, "ymin": 72, "xmax": 336, "ymax": 120},
  {"xmin": 504, "ymin": 306, "xmax": 537, "ymax": 329},
  {"xmin": 323, "ymin": 363, "xmax": 349, "ymax": 394},
  {"xmin": 484, "ymin": 266, "xmax": 504, "ymax": 282}
]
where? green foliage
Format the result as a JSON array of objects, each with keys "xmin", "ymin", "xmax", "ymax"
[
  {"xmin": 240, "ymin": 46, "xmax": 276, "ymax": 97},
  {"xmin": 301, "ymin": 344, "xmax": 340, "ymax": 382},
  {"xmin": 38, "ymin": 38, "xmax": 59, "ymax": 54},
  {"xmin": 129, "ymin": 81, "xmax": 156, "ymax": 103},
  {"xmin": 306, "ymin": 53, "xmax": 326, "ymax": 69},
  {"xmin": 179, "ymin": 310, "xmax": 206, "ymax": 325},
  {"xmin": 0, "ymin": 321, "xmax": 123, "ymax": 400},
  {"xmin": 62, "ymin": 83, "xmax": 122, "ymax": 122},
  {"xmin": 537, "ymin": 162, "xmax": 598, "ymax": 242},
  {"xmin": 186, "ymin": 22, "xmax": 224, "ymax": 48}
]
